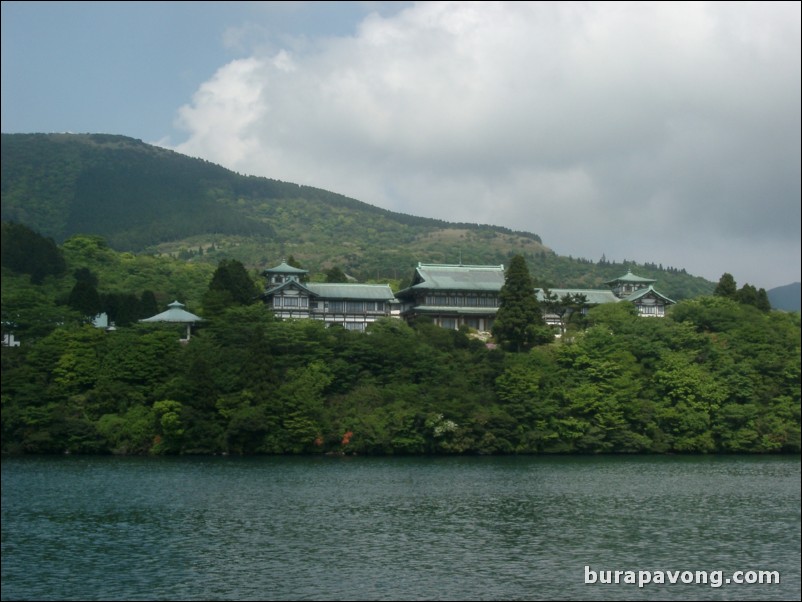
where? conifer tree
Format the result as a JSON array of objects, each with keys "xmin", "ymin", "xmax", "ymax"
[
  {"xmin": 203, "ymin": 259, "xmax": 258, "ymax": 315},
  {"xmin": 714, "ymin": 273, "xmax": 737, "ymax": 299},
  {"xmin": 492, "ymin": 255, "xmax": 551, "ymax": 351}
]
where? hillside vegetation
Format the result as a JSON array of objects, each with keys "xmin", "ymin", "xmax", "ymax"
[
  {"xmin": 1, "ymin": 225, "xmax": 798, "ymax": 456},
  {"xmin": 1, "ymin": 133, "xmax": 713, "ymax": 299}
]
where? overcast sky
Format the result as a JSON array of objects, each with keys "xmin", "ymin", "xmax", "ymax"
[{"xmin": 2, "ymin": 1, "xmax": 800, "ymax": 290}]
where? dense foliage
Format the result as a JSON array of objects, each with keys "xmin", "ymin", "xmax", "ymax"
[
  {"xmin": 1, "ymin": 222, "xmax": 66, "ymax": 284},
  {"xmin": 2, "ymin": 292, "xmax": 798, "ymax": 455}
]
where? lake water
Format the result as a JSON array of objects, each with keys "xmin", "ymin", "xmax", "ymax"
[{"xmin": 1, "ymin": 455, "xmax": 799, "ymax": 601}]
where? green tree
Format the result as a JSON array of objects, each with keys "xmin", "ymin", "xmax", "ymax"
[
  {"xmin": 325, "ymin": 266, "xmax": 348, "ymax": 283},
  {"xmin": 714, "ymin": 273, "xmax": 737, "ymax": 299},
  {"xmin": 102, "ymin": 292, "xmax": 141, "ymax": 326},
  {"xmin": 735, "ymin": 283, "xmax": 771, "ymax": 311},
  {"xmin": 202, "ymin": 259, "xmax": 259, "ymax": 315},
  {"xmin": 140, "ymin": 290, "xmax": 159, "ymax": 317},
  {"xmin": 67, "ymin": 269, "xmax": 102, "ymax": 318},
  {"xmin": 492, "ymin": 255, "xmax": 550, "ymax": 351},
  {"xmin": 0, "ymin": 221, "xmax": 67, "ymax": 284},
  {"xmin": 541, "ymin": 289, "xmax": 588, "ymax": 337}
]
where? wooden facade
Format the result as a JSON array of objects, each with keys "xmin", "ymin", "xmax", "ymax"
[
  {"xmin": 261, "ymin": 262, "xmax": 395, "ymax": 331},
  {"xmin": 395, "ymin": 263, "xmax": 506, "ymax": 332},
  {"xmin": 262, "ymin": 262, "xmax": 675, "ymax": 332}
]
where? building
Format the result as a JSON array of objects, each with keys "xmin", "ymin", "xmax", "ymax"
[
  {"xmin": 139, "ymin": 300, "xmax": 204, "ymax": 342},
  {"xmin": 537, "ymin": 269, "xmax": 676, "ymax": 330},
  {"xmin": 604, "ymin": 271, "xmax": 676, "ymax": 317},
  {"xmin": 262, "ymin": 261, "xmax": 675, "ymax": 332},
  {"xmin": 395, "ymin": 263, "xmax": 506, "ymax": 332},
  {"xmin": 261, "ymin": 261, "xmax": 395, "ymax": 331}
]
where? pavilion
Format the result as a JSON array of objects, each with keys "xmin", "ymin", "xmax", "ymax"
[{"xmin": 139, "ymin": 300, "xmax": 203, "ymax": 341}]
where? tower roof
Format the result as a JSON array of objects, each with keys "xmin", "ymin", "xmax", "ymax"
[
  {"xmin": 140, "ymin": 300, "xmax": 203, "ymax": 323},
  {"xmin": 263, "ymin": 261, "xmax": 308, "ymax": 275},
  {"xmin": 604, "ymin": 270, "xmax": 656, "ymax": 286}
]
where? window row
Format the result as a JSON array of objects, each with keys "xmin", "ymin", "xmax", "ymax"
[
  {"xmin": 273, "ymin": 296, "xmax": 387, "ymax": 313},
  {"xmin": 316, "ymin": 301, "xmax": 387, "ymax": 313},
  {"xmin": 424, "ymin": 295, "xmax": 499, "ymax": 307}
]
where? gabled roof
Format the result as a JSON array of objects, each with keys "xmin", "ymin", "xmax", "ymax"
[
  {"xmin": 306, "ymin": 283, "xmax": 395, "ymax": 300},
  {"xmin": 398, "ymin": 263, "xmax": 506, "ymax": 296},
  {"xmin": 263, "ymin": 261, "xmax": 308, "ymax": 275},
  {"xmin": 140, "ymin": 301, "xmax": 203, "ymax": 323},
  {"xmin": 623, "ymin": 286, "xmax": 676, "ymax": 304},
  {"xmin": 604, "ymin": 270, "xmax": 656, "ymax": 286},
  {"xmin": 537, "ymin": 288, "xmax": 620, "ymax": 305},
  {"xmin": 263, "ymin": 279, "xmax": 318, "ymax": 297}
]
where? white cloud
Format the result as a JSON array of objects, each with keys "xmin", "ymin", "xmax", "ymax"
[{"xmin": 171, "ymin": 1, "xmax": 801, "ymax": 289}]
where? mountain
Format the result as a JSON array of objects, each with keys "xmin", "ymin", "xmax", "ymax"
[
  {"xmin": 1, "ymin": 132, "xmax": 713, "ymax": 299},
  {"xmin": 767, "ymin": 282, "xmax": 801, "ymax": 312}
]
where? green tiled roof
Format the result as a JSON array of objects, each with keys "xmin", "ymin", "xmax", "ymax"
[
  {"xmin": 604, "ymin": 270, "xmax": 655, "ymax": 285},
  {"xmin": 537, "ymin": 288, "xmax": 620, "ymax": 305},
  {"xmin": 140, "ymin": 301, "xmax": 203, "ymax": 323},
  {"xmin": 306, "ymin": 283, "xmax": 395, "ymax": 300},
  {"xmin": 264, "ymin": 280, "xmax": 316, "ymax": 296},
  {"xmin": 623, "ymin": 286, "xmax": 676, "ymax": 304},
  {"xmin": 263, "ymin": 261, "xmax": 309, "ymax": 275},
  {"xmin": 399, "ymin": 263, "xmax": 506, "ymax": 296}
]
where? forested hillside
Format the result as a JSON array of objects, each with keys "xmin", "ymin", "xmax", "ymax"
[
  {"xmin": 1, "ymin": 133, "xmax": 713, "ymax": 299},
  {"xmin": 2, "ymin": 298, "xmax": 799, "ymax": 456},
  {"xmin": 0, "ymin": 225, "xmax": 797, "ymax": 456}
]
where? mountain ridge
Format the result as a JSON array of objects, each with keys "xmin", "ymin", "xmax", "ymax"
[
  {"xmin": 1, "ymin": 132, "xmax": 714, "ymax": 299},
  {"xmin": 767, "ymin": 282, "xmax": 801, "ymax": 312}
]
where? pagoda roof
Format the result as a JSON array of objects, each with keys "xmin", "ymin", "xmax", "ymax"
[
  {"xmin": 140, "ymin": 301, "xmax": 203, "ymax": 323},
  {"xmin": 397, "ymin": 263, "xmax": 506, "ymax": 296},
  {"xmin": 263, "ymin": 261, "xmax": 309, "ymax": 275},
  {"xmin": 604, "ymin": 270, "xmax": 656, "ymax": 285}
]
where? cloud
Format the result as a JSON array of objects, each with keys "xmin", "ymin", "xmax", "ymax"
[{"xmin": 170, "ymin": 1, "xmax": 801, "ymax": 288}]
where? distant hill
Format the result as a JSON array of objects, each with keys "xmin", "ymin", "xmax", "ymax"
[
  {"xmin": 768, "ymin": 282, "xmax": 801, "ymax": 312},
  {"xmin": 1, "ymin": 133, "xmax": 714, "ymax": 299}
]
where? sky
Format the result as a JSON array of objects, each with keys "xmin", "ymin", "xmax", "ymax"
[{"xmin": 2, "ymin": 1, "xmax": 800, "ymax": 290}]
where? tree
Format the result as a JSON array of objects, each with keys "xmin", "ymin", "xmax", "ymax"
[
  {"xmin": 714, "ymin": 273, "xmax": 737, "ymax": 299},
  {"xmin": 202, "ymin": 259, "xmax": 258, "ymax": 315},
  {"xmin": 140, "ymin": 290, "xmax": 159, "ymax": 317},
  {"xmin": 735, "ymin": 283, "xmax": 771, "ymax": 312},
  {"xmin": 67, "ymin": 269, "xmax": 102, "ymax": 318},
  {"xmin": 0, "ymin": 221, "xmax": 67, "ymax": 284},
  {"xmin": 492, "ymin": 255, "xmax": 550, "ymax": 351},
  {"xmin": 325, "ymin": 266, "xmax": 348, "ymax": 283},
  {"xmin": 102, "ymin": 292, "xmax": 141, "ymax": 326},
  {"xmin": 540, "ymin": 289, "xmax": 587, "ymax": 337}
]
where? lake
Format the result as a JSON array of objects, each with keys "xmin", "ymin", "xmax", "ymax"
[{"xmin": 1, "ymin": 455, "xmax": 799, "ymax": 600}]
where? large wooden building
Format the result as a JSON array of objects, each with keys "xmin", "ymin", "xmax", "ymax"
[
  {"xmin": 538, "ymin": 270, "xmax": 676, "ymax": 326},
  {"xmin": 261, "ymin": 261, "xmax": 675, "ymax": 332},
  {"xmin": 395, "ymin": 263, "xmax": 506, "ymax": 331},
  {"xmin": 260, "ymin": 262, "xmax": 395, "ymax": 331}
]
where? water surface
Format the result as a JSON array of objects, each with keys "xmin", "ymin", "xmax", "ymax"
[{"xmin": 2, "ymin": 455, "xmax": 799, "ymax": 600}]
